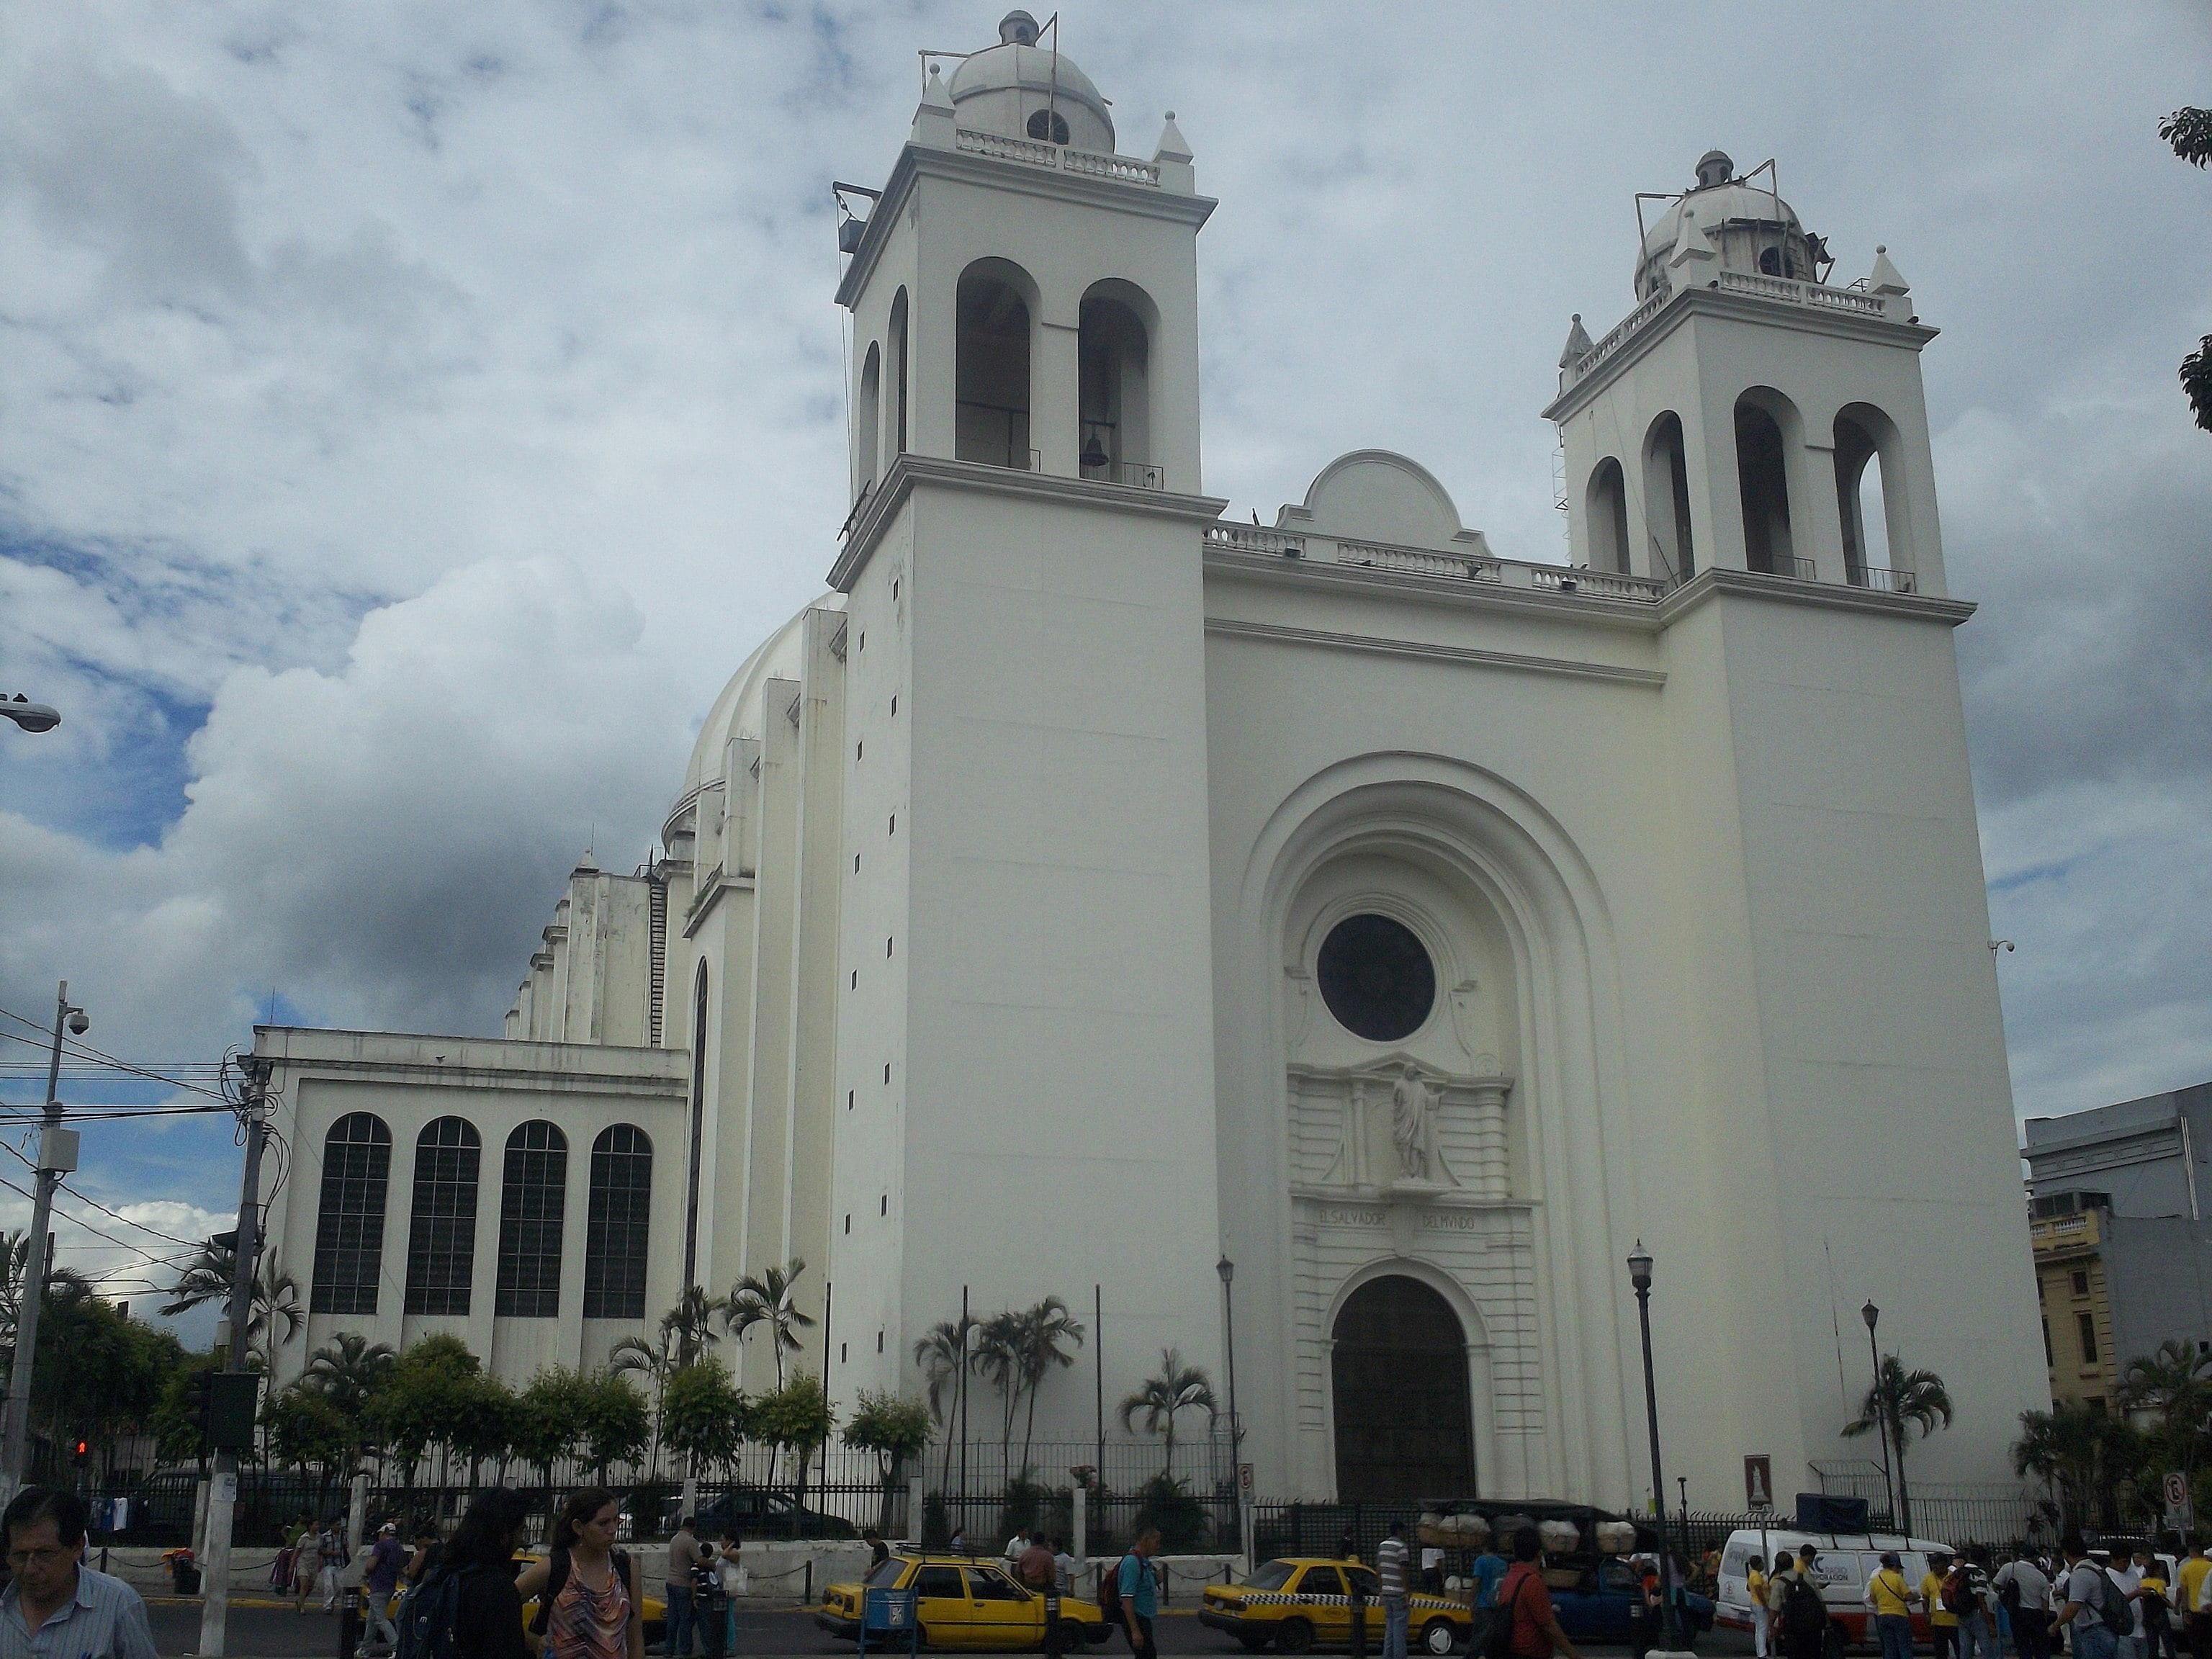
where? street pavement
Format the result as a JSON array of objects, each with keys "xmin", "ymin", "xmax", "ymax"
[{"xmin": 146, "ymin": 1599, "xmax": 1755, "ymax": 1659}]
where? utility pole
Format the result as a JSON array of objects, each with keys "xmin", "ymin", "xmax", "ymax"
[
  {"xmin": 198, "ymin": 1056, "xmax": 272, "ymax": 1659},
  {"xmin": 1, "ymin": 982, "xmax": 86, "ymax": 1499}
]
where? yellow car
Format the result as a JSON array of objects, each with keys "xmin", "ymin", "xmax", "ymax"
[
  {"xmin": 817, "ymin": 1553, "xmax": 1112, "ymax": 1650},
  {"xmin": 1200, "ymin": 1559, "xmax": 1470, "ymax": 1655}
]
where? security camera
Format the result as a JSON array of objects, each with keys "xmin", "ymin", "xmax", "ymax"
[
  {"xmin": 66, "ymin": 1010, "xmax": 89, "ymax": 1035},
  {"xmin": 1, "ymin": 696, "xmax": 61, "ymax": 734}
]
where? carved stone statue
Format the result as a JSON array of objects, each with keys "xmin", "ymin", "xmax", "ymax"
[{"xmin": 1390, "ymin": 1063, "xmax": 1440, "ymax": 1181}]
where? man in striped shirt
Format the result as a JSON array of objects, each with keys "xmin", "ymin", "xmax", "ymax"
[
  {"xmin": 0, "ymin": 1488, "xmax": 157, "ymax": 1659},
  {"xmin": 1377, "ymin": 1518, "xmax": 1412, "ymax": 1659}
]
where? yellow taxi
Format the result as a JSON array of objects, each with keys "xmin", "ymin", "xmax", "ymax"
[
  {"xmin": 1199, "ymin": 1559, "xmax": 1470, "ymax": 1655},
  {"xmin": 817, "ymin": 1553, "xmax": 1112, "ymax": 1650}
]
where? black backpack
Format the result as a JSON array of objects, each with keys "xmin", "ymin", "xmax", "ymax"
[
  {"xmin": 2094, "ymin": 1570, "xmax": 2136, "ymax": 1639},
  {"xmin": 1483, "ymin": 1573, "xmax": 1529, "ymax": 1659},
  {"xmin": 396, "ymin": 1565, "xmax": 477, "ymax": 1659},
  {"xmin": 1783, "ymin": 1572, "xmax": 1830, "ymax": 1640}
]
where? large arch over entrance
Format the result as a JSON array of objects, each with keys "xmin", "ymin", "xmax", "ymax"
[{"xmin": 1331, "ymin": 1274, "xmax": 1475, "ymax": 1501}]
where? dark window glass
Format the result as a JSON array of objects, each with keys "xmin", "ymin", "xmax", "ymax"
[
  {"xmin": 495, "ymin": 1121, "xmax": 567, "ymax": 1317},
  {"xmin": 1249, "ymin": 1562, "xmax": 1295, "ymax": 1593},
  {"xmin": 914, "ymin": 1567, "xmax": 965, "ymax": 1601},
  {"xmin": 404, "ymin": 1117, "xmax": 481, "ymax": 1316},
  {"xmin": 311, "ymin": 1113, "xmax": 392, "ymax": 1315},
  {"xmin": 1331, "ymin": 1274, "xmax": 1474, "ymax": 1502},
  {"xmin": 1316, "ymin": 914, "xmax": 1436, "ymax": 1042},
  {"xmin": 1025, "ymin": 109, "xmax": 1071, "ymax": 145},
  {"xmin": 584, "ymin": 1125, "xmax": 654, "ymax": 1319},
  {"xmin": 2070, "ymin": 1270, "xmax": 2089, "ymax": 1295},
  {"xmin": 966, "ymin": 1569, "xmax": 1026, "ymax": 1602},
  {"xmin": 1300, "ymin": 1566, "xmax": 1346, "ymax": 1599},
  {"xmin": 2077, "ymin": 1311, "xmax": 2099, "ymax": 1364}
]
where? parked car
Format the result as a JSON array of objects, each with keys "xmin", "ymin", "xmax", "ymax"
[
  {"xmin": 688, "ymin": 1487, "xmax": 857, "ymax": 1540},
  {"xmin": 1199, "ymin": 1559, "xmax": 1470, "ymax": 1655},
  {"xmin": 1549, "ymin": 1556, "xmax": 1714, "ymax": 1650},
  {"xmin": 817, "ymin": 1553, "xmax": 1111, "ymax": 1649}
]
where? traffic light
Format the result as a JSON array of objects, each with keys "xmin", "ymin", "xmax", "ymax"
[
  {"xmin": 206, "ymin": 1373, "xmax": 261, "ymax": 1453},
  {"xmin": 183, "ymin": 1370, "xmax": 214, "ymax": 1442},
  {"xmin": 71, "ymin": 1437, "xmax": 89, "ymax": 1467}
]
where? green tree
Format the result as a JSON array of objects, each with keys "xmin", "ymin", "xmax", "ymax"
[
  {"xmin": 31, "ymin": 1287, "xmax": 181, "ymax": 1465},
  {"xmin": 973, "ymin": 1310, "xmax": 1026, "ymax": 1483},
  {"xmin": 448, "ymin": 1375, "xmax": 522, "ymax": 1487},
  {"xmin": 516, "ymin": 1367, "xmax": 590, "ymax": 1488},
  {"xmin": 2015, "ymin": 1399, "xmax": 2141, "ymax": 1533},
  {"xmin": 264, "ymin": 1382, "xmax": 357, "ymax": 1494},
  {"xmin": 753, "ymin": 1374, "xmax": 836, "ymax": 1502},
  {"xmin": 724, "ymin": 1259, "xmax": 815, "ymax": 1391},
  {"xmin": 2163, "ymin": 108, "xmax": 2212, "ymax": 432},
  {"xmin": 0, "ymin": 1228, "xmax": 91, "ymax": 1355},
  {"xmin": 302, "ymin": 1332, "xmax": 397, "ymax": 1414},
  {"xmin": 1843, "ymin": 1354, "xmax": 1954, "ymax": 1534},
  {"xmin": 662, "ymin": 1359, "xmax": 747, "ymax": 1480},
  {"xmin": 368, "ymin": 1336, "xmax": 483, "ymax": 1485},
  {"xmin": 1118, "ymin": 1348, "xmax": 1218, "ymax": 1480},
  {"xmin": 1015, "ymin": 1298, "xmax": 1084, "ymax": 1480},
  {"xmin": 845, "ymin": 1389, "xmax": 932, "ymax": 1538},
  {"xmin": 911, "ymin": 1318, "xmax": 972, "ymax": 1490},
  {"xmin": 576, "ymin": 1372, "xmax": 651, "ymax": 1485},
  {"xmin": 657, "ymin": 1287, "xmax": 723, "ymax": 1369}
]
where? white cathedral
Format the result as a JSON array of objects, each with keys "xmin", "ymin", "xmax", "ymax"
[{"xmin": 257, "ymin": 12, "xmax": 2048, "ymax": 1511}]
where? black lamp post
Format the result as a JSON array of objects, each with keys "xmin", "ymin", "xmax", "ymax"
[
  {"xmin": 1627, "ymin": 1242, "xmax": 1678, "ymax": 1646},
  {"xmin": 1218, "ymin": 1256, "xmax": 1247, "ymax": 1558},
  {"xmin": 1861, "ymin": 1300, "xmax": 1898, "ymax": 1529}
]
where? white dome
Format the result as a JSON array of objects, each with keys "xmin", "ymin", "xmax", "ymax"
[
  {"xmin": 667, "ymin": 594, "xmax": 843, "ymax": 841},
  {"xmin": 946, "ymin": 13, "xmax": 1114, "ymax": 152},
  {"xmin": 1634, "ymin": 151, "xmax": 1822, "ymax": 300}
]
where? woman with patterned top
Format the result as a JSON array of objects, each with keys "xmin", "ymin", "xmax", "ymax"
[{"xmin": 516, "ymin": 1490, "xmax": 644, "ymax": 1659}]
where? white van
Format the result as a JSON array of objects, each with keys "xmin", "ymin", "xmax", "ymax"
[{"xmin": 1714, "ymin": 1527, "xmax": 1957, "ymax": 1647}]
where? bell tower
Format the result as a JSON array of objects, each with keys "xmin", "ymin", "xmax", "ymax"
[
  {"xmin": 1545, "ymin": 151, "xmax": 1947, "ymax": 599},
  {"xmin": 822, "ymin": 12, "xmax": 1226, "ymax": 1433}
]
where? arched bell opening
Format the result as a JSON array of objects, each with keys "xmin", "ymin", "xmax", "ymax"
[
  {"xmin": 1734, "ymin": 389, "xmax": 1802, "ymax": 576},
  {"xmin": 1833, "ymin": 403, "xmax": 1910, "ymax": 588},
  {"xmin": 1586, "ymin": 457, "xmax": 1631, "ymax": 575},
  {"xmin": 1078, "ymin": 282, "xmax": 1155, "ymax": 487},
  {"xmin": 1331, "ymin": 1274, "xmax": 1476, "ymax": 1502},
  {"xmin": 1642, "ymin": 412, "xmax": 1695, "ymax": 582},
  {"xmin": 887, "ymin": 287, "xmax": 910, "ymax": 461},
  {"xmin": 956, "ymin": 260, "xmax": 1037, "ymax": 471},
  {"xmin": 856, "ymin": 341, "xmax": 881, "ymax": 495}
]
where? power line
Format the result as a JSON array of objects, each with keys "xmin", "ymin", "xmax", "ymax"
[{"xmin": 0, "ymin": 1012, "xmax": 233, "ymax": 1103}]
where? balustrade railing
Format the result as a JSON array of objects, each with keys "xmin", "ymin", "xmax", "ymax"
[
  {"xmin": 1565, "ymin": 269, "xmax": 1897, "ymax": 386},
  {"xmin": 1853, "ymin": 565, "xmax": 1918, "ymax": 593},
  {"xmin": 1527, "ymin": 566, "xmax": 1669, "ymax": 600},
  {"xmin": 956, "ymin": 129, "xmax": 1161, "ymax": 188},
  {"xmin": 1337, "ymin": 540, "xmax": 1501, "ymax": 582},
  {"xmin": 1204, "ymin": 523, "xmax": 1306, "ymax": 557}
]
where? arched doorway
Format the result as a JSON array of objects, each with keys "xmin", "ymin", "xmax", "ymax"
[{"xmin": 1332, "ymin": 1275, "xmax": 1476, "ymax": 1501}]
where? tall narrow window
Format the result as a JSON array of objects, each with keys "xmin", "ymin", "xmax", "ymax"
[
  {"xmin": 856, "ymin": 341, "xmax": 882, "ymax": 495},
  {"xmin": 404, "ymin": 1117, "xmax": 481, "ymax": 1316},
  {"xmin": 584, "ymin": 1125, "xmax": 654, "ymax": 1319},
  {"xmin": 311, "ymin": 1113, "xmax": 391, "ymax": 1315},
  {"xmin": 956, "ymin": 263, "xmax": 1033, "ymax": 470},
  {"xmin": 2077, "ymin": 1311, "xmax": 2099, "ymax": 1364},
  {"xmin": 889, "ymin": 287, "xmax": 910, "ymax": 457},
  {"xmin": 1833, "ymin": 405, "xmax": 1908, "ymax": 588},
  {"xmin": 495, "ymin": 1121, "xmax": 567, "ymax": 1317}
]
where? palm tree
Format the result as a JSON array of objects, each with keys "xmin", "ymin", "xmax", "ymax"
[
  {"xmin": 658, "ymin": 1285, "xmax": 722, "ymax": 1368},
  {"xmin": 302, "ymin": 1332, "xmax": 397, "ymax": 1412},
  {"xmin": 1016, "ymin": 1298, "xmax": 1084, "ymax": 1480},
  {"xmin": 1843, "ymin": 1354, "xmax": 1954, "ymax": 1534},
  {"xmin": 2121, "ymin": 1339, "xmax": 2212, "ymax": 1419},
  {"xmin": 973, "ymin": 1311, "xmax": 1027, "ymax": 1485},
  {"xmin": 912, "ymin": 1317, "xmax": 973, "ymax": 1489},
  {"xmin": 161, "ymin": 1242, "xmax": 302, "ymax": 1367},
  {"xmin": 1118, "ymin": 1347, "xmax": 1219, "ymax": 1479},
  {"xmin": 724, "ymin": 1259, "xmax": 815, "ymax": 1391},
  {"xmin": 2015, "ymin": 1399, "xmax": 2137, "ymax": 1533},
  {"xmin": 611, "ymin": 1329, "xmax": 681, "ymax": 1480},
  {"xmin": 0, "ymin": 1228, "xmax": 92, "ymax": 1355}
]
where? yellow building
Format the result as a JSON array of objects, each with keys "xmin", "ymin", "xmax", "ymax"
[{"xmin": 2030, "ymin": 1200, "xmax": 2119, "ymax": 1410}]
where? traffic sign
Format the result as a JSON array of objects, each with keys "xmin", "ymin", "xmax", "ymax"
[
  {"xmin": 2166, "ymin": 1471, "xmax": 2192, "ymax": 1527},
  {"xmin": 1238, "ymin": 1462, "xmax": 1255, "ymax": 1497},
  {"xmin": 1745, "ymin": 1455, "xmax": 1774, "ymax": 1511}
]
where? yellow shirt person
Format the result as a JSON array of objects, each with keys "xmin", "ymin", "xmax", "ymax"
[
  {"xmin": 2181, "ymin": 1553, "xmax": 2212, "ymax": 1619},
  {"xmin": 1925, "ymin": 1568, "xmax": 1958, "ymax": 1629},
  {"xmin": 1869, "ymin": 1569, "xmax": 1915, "ymax": 1619}
]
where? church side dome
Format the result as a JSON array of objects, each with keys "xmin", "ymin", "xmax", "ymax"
[
  {"xmin": 1634, "ymin": 149, "xmax": 1825, "ymax": 301},
  {"xmin": 668, "ymin": 595, "xmax": 841, "ymax": 842},
  {"xmin": 946, "ymin": 11, "xmax": 1115, "ymax": 153}
]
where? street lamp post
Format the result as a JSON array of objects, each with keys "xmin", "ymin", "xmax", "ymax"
[
  {"xmin": 1861, "ymin": 1301, "xmax": 1898, "ymax": 1530},
  {"xmin": 1217, "ymin": 1257, "xmax": 1249, "ymax": 1566},
  {"xmin": 1, "ymin": 982, "xmax": 87, "ymax": 1496},
  {"xmin": 1627, "ymin": 1243, "xmax": 1678, "ymax": 1647},
  {"xmin": 0, "ymin": 695, "xmax": 62, "ymax": 734}
]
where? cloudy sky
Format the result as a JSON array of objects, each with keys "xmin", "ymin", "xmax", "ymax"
[{"xmin": 1, "ymin": 1, "xmax": 2207, "ymax": 1334}]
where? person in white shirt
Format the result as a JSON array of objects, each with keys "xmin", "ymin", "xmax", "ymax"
[
  {"xmin": 1006, "ymin": 1528, "xmax": 1032, "ymax": 1563},
  {"xmin": 2113, "ymin": 1555, "xmax": 2145, "ymax": 1659},
  {"xmin": 1995, "ymin": 1551, "xmax": 2053, "ymax": 1659}
]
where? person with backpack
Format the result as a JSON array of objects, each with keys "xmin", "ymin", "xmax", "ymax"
[
  {"xmin": 1106, "ymin": 1526, "xmax": 1161, "ymax": 1659},
  {"xmin": 515, "ymin": 1489, "xmax": 644, "ymax": 1659},
  {"xmin": 1951, "ymin": 1550, "xmax": 1999, "ymax": 1659},
  {"xmin": 2051, "ymin": 1533, "xmax": 2134, "ymax": 1659},
  {"xmin": 1925, "ymin": 1552, "xmax": 1964, "ymax": 1659},
  {"xmin": 399, "ymin": 1491, "xmax": 531, "ymax": 1659},
  {"xmin": 1768, "ymin": 1544, "xmax": 1832, "ymax": 1659},
  {"xmin": 1995, "ymin": 1547, "xmax": 2053, "ymax": 1659},
  {"xmin": 1492, "ymin": 1527, "xmax": 1580, "ymax": 1659}
]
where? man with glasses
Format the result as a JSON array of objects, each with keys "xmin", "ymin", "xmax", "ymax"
[{"xmin": 0, "ymin": 1487, "xmax": 156, "ymax": 1659}]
